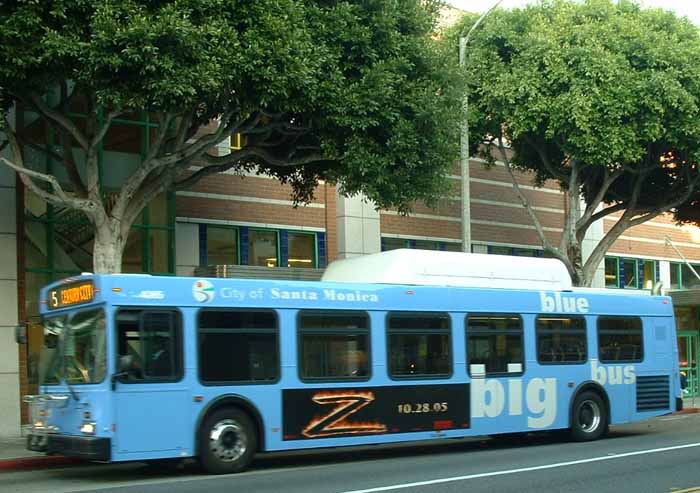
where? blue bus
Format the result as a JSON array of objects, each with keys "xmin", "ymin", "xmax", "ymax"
[{"xmin": 24, "ymin": 251, "xmax": 682, "ymax": 474}]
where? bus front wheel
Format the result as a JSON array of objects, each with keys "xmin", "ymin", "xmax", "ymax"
[
  {"xmin": 199, "ymin": 408, "xmax": 257, "ymax": 474},
  {"xmin": 570, "ymin": 391, "xmax": 607, "ymax": 442}
]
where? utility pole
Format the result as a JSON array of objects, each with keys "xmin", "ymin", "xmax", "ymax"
[{"xmin": 459, "ymin": 0, "xmax": 504, "ymax": 253}]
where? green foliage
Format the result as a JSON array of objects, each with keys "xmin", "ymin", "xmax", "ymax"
[
  {"xmin": 0, "ymin": 0, "xmax": 461, "ymax": 212},
  {"xmin": 452, "ymin": 0, "xmax": 700, "ymax": 223}
]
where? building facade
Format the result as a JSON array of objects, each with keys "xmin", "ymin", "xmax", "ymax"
[{"xmin": 2, "ymin": 132, "xmax": 699, "ymax": 436}]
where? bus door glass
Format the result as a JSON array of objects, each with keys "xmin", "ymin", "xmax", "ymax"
[{"xmin": 112, "ymin": 309, "xmax": 189, "ymax": 456}]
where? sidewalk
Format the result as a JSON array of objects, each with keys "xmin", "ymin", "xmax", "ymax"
[
  {"xmin": 0, "ymin": 437, "xmax": 82, "ymax": 471},
  {"xmin": 1, "ymin": 398, "xmax": 699, "ymax": 472}
]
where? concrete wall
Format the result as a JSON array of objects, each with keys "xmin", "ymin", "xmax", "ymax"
[
  {"xmin": 0, "ymin": 112, "xmax": 20, "ymax": 437},
  {"xmin": 582, "ymin": 202, "xmax": 606, "ymax": 288},
  {"xmin": 336, "ymin": 193, "xmax": 381, "ymax": 259}
]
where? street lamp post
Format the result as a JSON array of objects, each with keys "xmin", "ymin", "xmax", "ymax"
[{"xmin": 459, "ymin": 0, "xmax": 504, "ymax": 253}]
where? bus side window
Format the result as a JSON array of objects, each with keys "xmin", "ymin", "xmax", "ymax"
[
  {"xmin": 598, "ymin": 316, "xmax": 643, "ymax": 363},
  {"xmin": 536, "ymin": 316, "xmax": 587, "ymax": 365},
  {"xmin": 387, "ymin": 312, "xmax": 451, "ymax": 379},
  {"xmin": 116, "ymin": 309, "xmax": 183, "ymax": 382},
  {"xmin": 466, "ymin": 314, "xmax": 523, "ymax": 376},
  {"xmin": 298, "ymin": 310, "xmax": 370, "ymax": 381},
  {"xmin": 198, "ymin": 309, "xmax": 279, "ymax": 384}
]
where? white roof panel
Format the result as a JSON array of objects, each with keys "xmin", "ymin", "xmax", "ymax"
[{"xmin": 322, "ymin": 249, "xmax": 572, "ymax": 291}]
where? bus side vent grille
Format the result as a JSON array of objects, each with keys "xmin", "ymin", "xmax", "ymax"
[{"xmin": 636, "ymin": 376, "xmax": 670, "ymax": 412}]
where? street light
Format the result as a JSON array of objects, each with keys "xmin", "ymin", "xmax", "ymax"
[{"xmin": 459, "ymin": 0, "xmax": 504, "ymax": 253}]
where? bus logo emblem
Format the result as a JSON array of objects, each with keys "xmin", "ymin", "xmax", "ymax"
[{"xmin": 193, "ymin": 280, "xmax": 215, "ymax": 303}]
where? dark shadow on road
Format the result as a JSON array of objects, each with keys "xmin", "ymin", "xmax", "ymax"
[{"xmin": 40, "ymin": 422, "xmax": 665, "ymax": 485}]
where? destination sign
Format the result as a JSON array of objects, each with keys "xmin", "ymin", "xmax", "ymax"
[{"xmin": 48, "ymin": 281, "xmax": 95, "ymax": 310}]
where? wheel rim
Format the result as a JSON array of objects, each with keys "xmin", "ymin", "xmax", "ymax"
[
  {"xmin": 577, "ymin": 399, "xmax": 601, "ymax": 433},
  {"xmin": 209, "ymin": 419, "xmax": 247, "ymax": 463}
]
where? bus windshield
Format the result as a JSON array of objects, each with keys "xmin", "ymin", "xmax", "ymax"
[{"xmin": 41, "ymin": 308, "xmax": 107, "ymax": 385}]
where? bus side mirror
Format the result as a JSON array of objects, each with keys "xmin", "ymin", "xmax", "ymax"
[
  {"xmin": 118, "ymin": 355, "xmax": 135, "ymax": 373},
  {"xmin": 111, "ymin": 355, "xmax": 135, "ymax": 390},
  {"xmin": 15, "ymin": 324, "xmax": 27, "ymax": 344}
]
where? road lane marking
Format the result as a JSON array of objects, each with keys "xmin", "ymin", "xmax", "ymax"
[{"xmin": 339, "ymin": 442, "xmax": 700, "ymax": 493}]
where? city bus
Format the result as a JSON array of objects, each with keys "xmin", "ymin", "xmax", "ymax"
[{"xmin": 24, "ymin": 250, "xmax": 682, "ymax": 474}]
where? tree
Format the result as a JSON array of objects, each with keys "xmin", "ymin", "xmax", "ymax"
[
  {"xmin": 0, "ymin": 0, "xmax": 461, "ymax": 273},
  {"xmin": 455, "ymin": 0, "xmax": 700, "ymax": 286}
]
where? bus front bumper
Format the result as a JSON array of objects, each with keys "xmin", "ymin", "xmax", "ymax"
[{"xmin": 28, "ymin": 434, "xmax": 111, "ymax": 461}]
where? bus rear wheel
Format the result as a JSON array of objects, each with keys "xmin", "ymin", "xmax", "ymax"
[
  {"xmin": 570, "ymin": 391, "xmax": 607, "ymax": 442},
  {"xmin": 199, "ymin": 408, "xmax": 257, "ymax": 474}
]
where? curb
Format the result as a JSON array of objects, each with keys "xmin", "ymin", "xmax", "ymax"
[
  {"xmin": 673, "ymin": 407, "xmax": 700, "ymax": 415},
  {"xmin": 0, "ymin": 455, "xmax": 83, "ymax": 471}
]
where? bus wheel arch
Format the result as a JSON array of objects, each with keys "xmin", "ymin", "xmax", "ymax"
[
  {"xmin": 195, "ymin": 395, "xmax": 264, "ymax": 473},
  {"xmin": 568, "ymin": 383, "xmax": 609, "ymax": 441}
]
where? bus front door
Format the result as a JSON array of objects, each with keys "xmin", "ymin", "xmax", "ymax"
[{"xmin": 113, "ymin": 309, "xmax": 190, "ymax": 458}]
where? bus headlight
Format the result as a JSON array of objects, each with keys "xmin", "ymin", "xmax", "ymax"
[{"xmin": 80, "ymin": 421, "xmax": 96, "ymax": 435}]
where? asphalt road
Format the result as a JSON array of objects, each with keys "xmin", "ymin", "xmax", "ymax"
[{"xmin": 3, "ymin": 414, "xmax": 700, "ymax": 493}]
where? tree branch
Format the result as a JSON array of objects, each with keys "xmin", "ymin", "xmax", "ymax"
[
  {"xmin": 24, "ymin": 92, "xmax": 89, "ymax": 151},
  {"xmin": 522, "ymin": 134, "xmax": 568, "ymax": 183},
  {"xmin": 495, "ymin": 136, "xmax": 575, "ymax": 268},
  {"xmin": 576, "ymin": 166, "xmax": 625, "ymax": 236},
  {"xmin": 1, "ymin": 116, "xmax": 96, "ymax": 212},
  {"xmin": 498, "ymin": 137, "xmax": 549, "ymax": 244},
  {"xmin": 158, "ymin": 109, "xmax": 241, "ymax": 167},
  {"xmin": 145, "ymin": 112, "xmax": 175, "ymax": 162}
]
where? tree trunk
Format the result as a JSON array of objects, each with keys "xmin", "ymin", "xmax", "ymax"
[{"xmin": 92, "ymin": 221, "xmax": 126, "ymax": 274}]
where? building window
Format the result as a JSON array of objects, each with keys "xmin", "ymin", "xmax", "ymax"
[
  {"xmin": 680, "ymin": 263, "xmax": 700, "ymax": 290},
  {"xmin": 466, "ymin": 314, "xmax": 524, "ymax": 376},
  {"xmin": 597, "ymin": 317, "xmax": 643, "ymax": 363},
  {"xmin": 643, "ymin": 260, "xmax": 657, "ymax": 290},
  {"xmin": 197, "ymin": 310, "xmax": 278, "ymax": 383},
  {"xmin": 287, "ymin": 232, "xmax": 315, "ymax": 268},
  {"xmin": 605, "ymin": 257, "xmax": 619, "ymax": 288},
  {"xmin": 387, "ymin": 312, "xmax": 451, "ymax": 378},
  {"xmin": 669, "ymin": 261, "xmax": 700, "ymax": 290},
  {"xmin": 248, "ymin": 229, "xmax": 278, "ymax": 267},
  {"xmin": 622, "ymin": 259, "xmax": 639, "ymax": 289},
  {"xmin": 206, "ymin": 226, "xmax": 239, "ymax": 266},
  {"xmin": 488, "ymin": 246, "xmax": 543, "ymax": 257},
  {"xmin": 606, "ymin": 257, "xmax": 658, "ymax": 289},
  {"xmin": 298, "ymin": 311, "xmax": 370, "ymax": 381},
  {"xmin": 200, "ymin": 225, "xmax": 325, "ymax": 269},
  {"xmin": 381, "ymin": 237, "xmax": 461, "ymax": 252},
  {"xmin": 671, "ymin": 263, "xmax": 681, "ymax": 290},
  {"xmin": 536, "ymin": 316, "xmax": 587, "ymax": 364}
]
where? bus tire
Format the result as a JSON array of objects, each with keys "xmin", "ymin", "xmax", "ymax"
[
  {"xmin": 199, "ymin": 407, "xmax": 257, "ymax": 474},
  {"xmin": 570, "ymin": 391, "xmax": 607, "ymax": 442}
]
